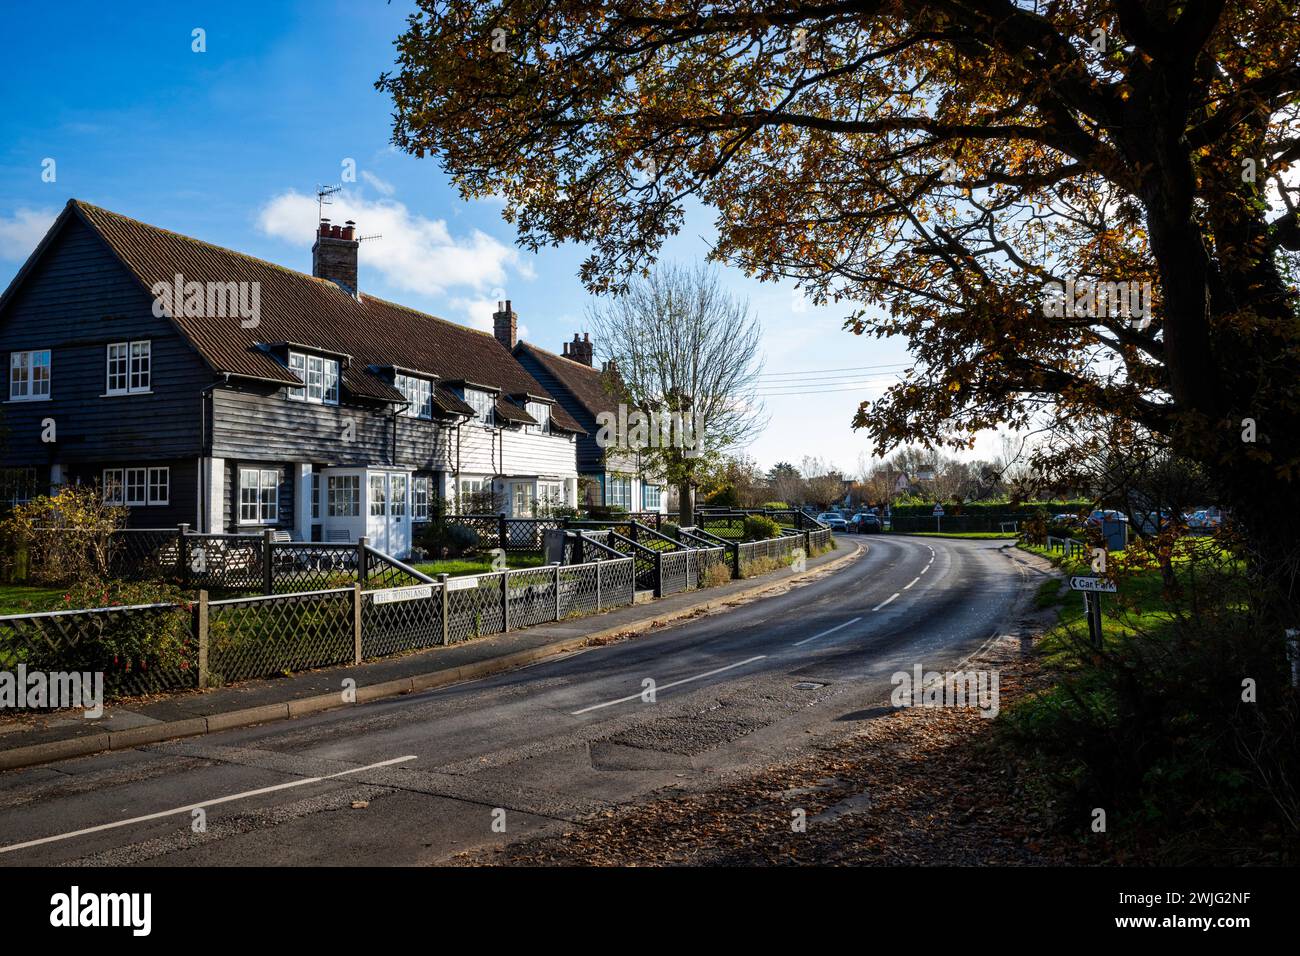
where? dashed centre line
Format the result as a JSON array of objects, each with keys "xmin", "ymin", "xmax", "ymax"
[
  {"xmin": 793, "ymin": 617, "xmax": 863, "ymax": 647},
  {"xmin": 872, "ymin": 593, "xmax": 900, "ymax": 611}
]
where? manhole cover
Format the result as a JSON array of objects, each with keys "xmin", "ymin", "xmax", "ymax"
[{"xmin": 793, "ymin": 681, "xmax": 825, "ymax": 690}]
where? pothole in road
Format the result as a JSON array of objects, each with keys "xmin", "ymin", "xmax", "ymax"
[{"xmin": 793, "ymin": 681, "xmax": 826, "ymax": 690}]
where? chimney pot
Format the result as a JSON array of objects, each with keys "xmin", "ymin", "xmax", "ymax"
[
  {"xmin": 492, "ymin": 299, "xmax": 518, "ymax": 349},
  {"xmin": 312, "ymin": 217, "xmax": 359, "ymax": 294}
]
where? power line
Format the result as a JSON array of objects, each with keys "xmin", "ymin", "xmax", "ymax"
[{"xmin": 758, "ymin": 362, "xmax": 912, "ymax": 379}]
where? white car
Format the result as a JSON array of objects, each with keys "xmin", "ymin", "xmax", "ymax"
[{"xmin": 817, "ymin": 512, "xmax": 848, "ymax": 531}]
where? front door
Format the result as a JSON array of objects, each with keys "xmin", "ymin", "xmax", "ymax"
[{"xmin": 366, "ymin": 471, "xmax": 411, "ymax": 557}]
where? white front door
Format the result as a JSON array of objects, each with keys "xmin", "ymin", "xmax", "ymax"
[{"xmin": 366, "ymin": 471, "xmax": 411, "ymax": 557}]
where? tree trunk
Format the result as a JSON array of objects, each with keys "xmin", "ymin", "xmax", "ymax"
[{"xmin": 677, "ymin": 479, "xmax": 694, "ymax": 527}]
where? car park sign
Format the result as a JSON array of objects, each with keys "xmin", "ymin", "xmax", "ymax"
[{"xmin": 1069, "ymin": 575, "xmax": 1117, "ymax": 593}]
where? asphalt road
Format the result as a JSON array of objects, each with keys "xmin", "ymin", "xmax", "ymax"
[{"xmin": 0, "ymin": 535, "xmax": 1038, "ymax": 866}]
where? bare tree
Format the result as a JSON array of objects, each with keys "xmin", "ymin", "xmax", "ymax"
[{"xmin": 588, "ymin": 263, "xmax": 765, "ymax": 525}]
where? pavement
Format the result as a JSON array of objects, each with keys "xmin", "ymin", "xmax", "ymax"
[
  {"xmin": 0, "ymin": 537, "xmax": 860, "ymax": 770},
  {"xmin": 0, "ymin": 535, "xmax": 1051, "ymax": 866}
]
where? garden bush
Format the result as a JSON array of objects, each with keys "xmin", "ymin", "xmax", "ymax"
[
  {"xmin": 742, "ymin": 515, "xmax": 782, "ymax": 541},
  {"xmin": 0, "ymin": 486, "xmax": 126, "ymax": 584}
]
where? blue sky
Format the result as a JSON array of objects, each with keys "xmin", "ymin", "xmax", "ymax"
[{"xmin": 0, "ymin": 0, "xmax": 941, "ymax": 474}]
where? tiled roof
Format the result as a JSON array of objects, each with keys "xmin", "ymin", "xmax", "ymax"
[
  {"xmin": 62, "ymin": 200, "xmax": 584, "ymax": 433},
  {"xmin": 513, "ymin": 341, "xmax": 626, "ymax": 419}
]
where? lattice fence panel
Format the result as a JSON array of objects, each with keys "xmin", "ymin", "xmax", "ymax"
[
  {"xmin": 362, "ymin": 586, "xmax": 442, "ymax": 657},
  {"xmin": 558, "ymin": 564, "xmax": 599, "ymax": 618},
  {"xmin": 109, "ymin": 529, "xmax": 182, "ymax": 581},
  {"xmin": 659, "ymin": 550, "xmax": 690, "ymax": 596},
  {"xmin": 506, "ymin": 567, "xmax": 558, "ymax": 629},
  {"xmin": 186, "ymin": 535, "xmax": 264, "ymax": 591},
  {"xmin": 447, "ymin": 573, "xmax": 506, "ymax": 643},
  {"xmin": 207, "ymin": 589, "xmax": 353, "ymax": 685},
  {"xmin": 0, "ymin": 603, "xmax": 197, "ymax": 698},
  {"xmin": 597, "ymin": 558, "xmax": 635, "ymax": 609},
  {"xmin": 270, "ymin": 544, "xmax": 358, "ymax": 593}
]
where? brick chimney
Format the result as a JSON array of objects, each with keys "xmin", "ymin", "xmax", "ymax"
[
  {"xmin": 562, "ymin": 332, "xmax": 594, "ymax": 366},
  {"xmin": 312, "ymin": 219, "xmax": 359, "ymax": 295},
  {"xmin": 493, "ymin": 300, "xmax": 517, "ymax": 349}
]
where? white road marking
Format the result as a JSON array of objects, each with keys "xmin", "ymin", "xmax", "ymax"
[
  {"xmin": 903, "ymin": 577, "xmax": 921, "ymax": 590},
  {"xmin": 872, "ymin": 593, "xmax": 900, "ymax": 611},
  {"xmin": 0, "ymin": 754, "xmax": 419, "ymax": 855},
  {"xmin": 570, "ymin": 656, "xmax": 767, "ymax": 715},
  {"xmin": 793, "ymin": 616, "xmax": 863, "ymax": 647}
]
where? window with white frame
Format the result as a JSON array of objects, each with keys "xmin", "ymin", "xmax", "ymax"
[
  {"xmin": 106, "ymin": 340, "xmax": 150, "ymax": 395},
  {"xmin": 524, "ymin": 401, "xmax": 551, "ymax": 434},
  {"xmin": 464, "ymin": 387, "xmax": 494, "ymax": 426},
  {"xmin": 606, "ymin": 475, "xmax": 632, "ymax": 509},
  {"xmin": 239, "ymin": 468, "xmax": 279, "ymax": 524},
  {"xmin": 148, "ymin": 467, "xmax": 170, "ymax": 505},
  {"xmin": 369, "ymin": 474, "xmax": 387, "ymax": 516},
  {"xmin": 311, "ymin": 472, "xmax": 321, "ymax": 519},
  {"xmin": 538, "ymin": 481, "xmax": 564, "ymax": 513},
  {"xmin": 286, "ymin": 351, "xmax": 339, "ymax": 405},
  {"xmin": 9, "ymin": 350, "xmax": 51, "ymax": 401},
  {"xmin": 101, "ymin": 466, "xmax": 168, "ymax": 506},
  {"xmin": 412, "ymin": 475, "xmax": 430, "ymax": 520},
  {"xmin": 512, "ymin": 483, "xmax": 536, "ymax": 517},
  {"xmin": 390, "ymin": 475, "xmax": 408, "ymax": 517},
  {"xmin": 328, "ymin": 475, "xmax": 359, "ymax": 517},
  {"xmin": 395, "ymin": 374, "xmax": 433, "ymax": 419},
  {"xmin": 642, "ymin": 483, "xmax": 662, "ymax": 510}
]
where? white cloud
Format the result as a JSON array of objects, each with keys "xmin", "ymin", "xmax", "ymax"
[
  {"xmin": 359, "ymin": 170, "xmax": 396, "ymax": 196},
  {"xmin": 0, "ymin": 207, "xmax": 57, "ymax": 262},
  {"xmin": 256, "ymin": 190, "xmax": 520, "ymax": 297}
]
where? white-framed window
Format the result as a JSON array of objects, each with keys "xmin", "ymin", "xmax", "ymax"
[
  {"xmin": 311, "ymin": 472, "xmax": 320, "ymax": 519},
  {"xmin": 606, "ymin": 476, "xmax": 632, "ymax": 509},
  {"xmin": 328, "ymin": 474, "xmax": 360, "ymax": 517},
  {"xmin": 412, "ymin": 475, "xmax": 430, "ymax": 520},
  {"xmin": 538, "ymin": 481, "xmax": 564, "ymax": 513},
  {"xmin": 369, "ymin": 474, "xmax": 387, "ymax": 516},
  {"xmin": 390, "ymin": 475, "xmax": 408, "ymax": 517},
  {"xmin": 524, "ymin": 401, "xmax": 551, "ymax": 434},
  {"xmin": 106, "ymin": 340, "xmax": 150, "ymax": 395},
  {"xmin": 148, "ymin": 467, "xmax": 170, "ymax": 505},
  {"xmin": 9, "ymin": 350, "xmax": 51, "ymax": 401},
  {"xmin": 239, "ymin": 468, "xmax": 279, "ymax": 524},
  {"xmin": 286, "ymin": 351, "xmax": 339, "ymax": 405},
  {"xmin": 464, "ymin": 387, "xmax": 494, "ymax": 426},
  {"xmin": 512, "ymin": 483, "xmax": 536, "ymax": 517},
  {"xmin": 101, "ymin": 466, "xmax": 167, "ymax": 506},
  {"xmin": 102, "ymin": 469, "xmax": 124, "ymax": 506},
  {"xmin": 395, "ymin": 374, "xmax": 433, "ymax": 419},
  {"xmin": 642, "ymin": 483, "xmax": 662, "ymax": 510}
]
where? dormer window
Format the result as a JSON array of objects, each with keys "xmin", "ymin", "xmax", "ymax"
[
  {"xmin": 395, "ymin": 373, "xmax": 433, "ymax": 419},
  {"xmin": 287, "ymin": 351, "xmax": 339, "ymax": 405},
  {"xmin": 464, "ymin": 387, "xmax": 494, "ymax": 426},
  {"xmin": 525, "ymin": 401, "xmax": 550, "ymax": 434}
]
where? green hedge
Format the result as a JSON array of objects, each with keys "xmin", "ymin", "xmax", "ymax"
[{"xmin": 890, "ymin": 500, "xmax": 1093, "ymax": 517}]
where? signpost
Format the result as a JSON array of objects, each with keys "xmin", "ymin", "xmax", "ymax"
[
  {"xmin": 932, "ymin": 503, "xmax": 944, "ymax": 532},
  {"xmin": 1069, "ymin": 576, "xmax": 1116, "ymax": 648}
]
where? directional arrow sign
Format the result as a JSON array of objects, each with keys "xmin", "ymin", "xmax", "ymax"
[{"xmin": 1069, "ymin": 575, "xmax": 1117, "ymax": 593}]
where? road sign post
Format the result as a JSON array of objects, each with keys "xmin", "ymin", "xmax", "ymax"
[
  {"xmin": 1069, "ymin": 576, "xmax": 1115, "ymax": 649},
  {"xmin": 933, "ymin": 503, "xmax": 944, "ymax": 533}
]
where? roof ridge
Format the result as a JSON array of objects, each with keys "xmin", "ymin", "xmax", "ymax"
[
  {"xmin": 519, "ymin": 338, "xmax": 602, "ymax": 372},
  {"xmin": 73, "ymin": 199, "xmax": 499, "ymax": 340}
]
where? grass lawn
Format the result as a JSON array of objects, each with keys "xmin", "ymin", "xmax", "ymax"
[
  {"xmin": 0, "ymin": 582, "xmax": 69, "ymax": 615},
  {"xmin": 412, "ymin": 553, "xmax": 547, "ymax": 577}
]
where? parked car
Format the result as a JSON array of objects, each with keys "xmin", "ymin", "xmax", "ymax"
[
  {"xmin": 817, "ymin": 512, "xmax": 848, "ymax": 531},
  {"xmin": 1086, "ymin": 510, "xmax": 1129, "ymax": 527},
  {"xmin": 849, "ymin": 513, "xmax": 881, "ymax": 534},
  {"xmin": 1185, "ymin": 509, "xmax": 1223, "ymax": 530}
]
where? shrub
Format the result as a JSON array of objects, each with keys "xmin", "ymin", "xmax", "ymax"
[
  {"xmin": 0, "ymin": 485, "xmax": 127, "ymax": 584},
  {"xmin": 660, "ymin": 521, "xmax": 681, "ymax": 540},
  {"xmin": 442, "ymin": 524, "xmax": 481, "ymax": 557},
  {"xmin": 703, "ymin": 483, "xmax": 739, "ymax": 507},
  {"xmin": 701, "ymin": 561, "xmax": 732, "ymax": 588},
  {"xmin": 761, "ymin": 501, "xmax": 790, "ymax": 510},
  {"xmin": 742, "ymin": 515, "xmax": 782, "ymax": 541}
]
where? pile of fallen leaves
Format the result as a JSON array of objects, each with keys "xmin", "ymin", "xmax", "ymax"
[{"xmin": 457, "ymin": 643, "xmax": 1104, "ymax": 867}]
